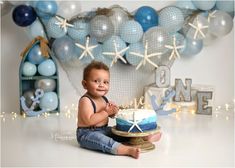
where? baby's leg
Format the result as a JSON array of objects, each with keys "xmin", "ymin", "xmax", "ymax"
[
  {"xmin": 117, "ymin": 144, "xmax": 140, "ymax": 159},
  {"xmin": 143, "ymin": 132, "xmax": 162, "ymax": 142}
]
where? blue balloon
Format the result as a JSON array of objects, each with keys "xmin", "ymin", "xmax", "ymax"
[
  {"xmin": 46, "ymin": 17, "xmax": 66, "ymax": 38},
  {"xmin": 52, "ymin": 36, "xmax": 76, "ymax": 62},
  {"xmin": 35, "ymin": 0, "xmax": 57, "ymax": 20},
  {"xmin": 22, "ymin": 62, "xmax": 37, "ymax": 76},
  {"xmin": 125, "ymin": 42, "xmax": 144, "ymax": 66},
  {"xmin": 38, "ymin": 59, "xmax": 56, "ymax": 76},
  {"xmin": 181, "ymin": 38, "xmax": 203, "ymax": 57},
  {"xmin": 12, "ymin": 5, "xmax": 37, "ymax": 27},
  {"xmin": 94, "ymin": 45, "xmax": 112, "ymax": 67},
  {"xmin": 175, "ymin": 0, "xmax": 197, "ymax": 10},
  {"xmin": 134, "ymin": 6, "xmax": 158, "ymax": 32},
  {"xmin": 27, "ymin": 19, "xmax": 46, "ymax": 40},
  {"xmin": 77, "ymin": 38, "xmax": 99, "ymax": 64},
  {"xmin": 39, "ymin": 92, "xmax": 58, "ymax": 111},
  {"xmin": 68, "ymin": 20, "xmax": 90, "ymax": 40},
  {"xmin": 102, "ymin": 36, "xmax": 127, "ymax": 60},
  {"xmin": 192, "ymin": 0, "xmax": 216, "ymax": 10},
  {"xmin": 27, "ymin": 44, "xmax": 47, "ymax": 64}
]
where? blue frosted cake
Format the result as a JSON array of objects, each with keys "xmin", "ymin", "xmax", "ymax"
[{"xmin": 116, "ymin": 109, "xmax": 157, "ymax": 133}]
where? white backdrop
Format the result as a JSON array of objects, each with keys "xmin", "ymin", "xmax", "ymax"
[{"xmin": 1, "ymin": 1, "xmax": 234, "ymax": 113}]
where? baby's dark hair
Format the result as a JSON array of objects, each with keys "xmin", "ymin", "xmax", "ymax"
[{"xmin": 83, "ymin": 61, "xmax": 109, "ymax": 80}]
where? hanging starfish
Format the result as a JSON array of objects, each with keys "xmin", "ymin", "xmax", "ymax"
[
  {"xmin": 75, "ymin": 36, "xmax": 98, "ymax": 60},
  {"xmin": 165, "ymin": 36, "xmax": 185, "ymax": 60},
  {"xmin": 102, "ymin": 40, "xmax": 129, "ymax": 67},
  {"xmin": 55, "ymin": 16, "xmax": 74, "ymax": 32},
  {"xmin": 207, "ymin": 10, "xmax": 217, "ymax": 23},
  {"xmin": 129, "ymin": 42, "xmax": 162, "ymax": 70},
  {"xmin": 126, "ymin": 112, "xmax": 143, "ymax": 133},
  {"xmin": 188, "ymin": 16, "xmax": 208, "ymax": 39}
]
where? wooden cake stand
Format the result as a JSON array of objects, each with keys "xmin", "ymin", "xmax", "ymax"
[{"xmin": 111, "ymin": 126, "xmax": 161, "ymax": 152}]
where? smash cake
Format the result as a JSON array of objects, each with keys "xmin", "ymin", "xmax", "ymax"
[{"xmin": 115, "ymin": 109, "xmax": 157, "ymax": 133}]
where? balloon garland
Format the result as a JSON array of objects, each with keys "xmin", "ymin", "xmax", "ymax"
[{"xmin": 1, "ymin": 0, "xmax": 234, "ymax": 70}]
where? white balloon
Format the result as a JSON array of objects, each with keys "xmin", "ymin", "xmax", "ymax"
[{"xmin": 57, "ymin": 1, "xmax": 82, "ymax": 19}]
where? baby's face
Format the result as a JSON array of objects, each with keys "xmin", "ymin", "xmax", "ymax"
[{"xmin": 84, "ymin": 69, "xmax": 110, "ymax": 98}]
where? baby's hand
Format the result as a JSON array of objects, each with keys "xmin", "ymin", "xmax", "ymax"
[{"xmin": 105, "ymin": 102, "xmax": 119, "ymax": 116}]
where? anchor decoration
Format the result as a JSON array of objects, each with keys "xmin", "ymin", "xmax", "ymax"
[
  {"xmin": 20, "ymin": 89, "xmax": 46, "ymax": 117},
  {"xmin": 149, "ymin": 87, "xmax": 176, "ymax": 115}
]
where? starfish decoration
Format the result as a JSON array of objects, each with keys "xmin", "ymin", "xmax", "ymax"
[
  {"xmin": 126, "ymin": 112, "xmax": 143, "ymax": 133},
  {"xmin": 55, "ymin": 16, "xmax": 74, "ymax": 32},
  {"xmin": 188, "ymin": 16, "xmax": 208, "ymax": 39},
  {"xmin": 102, "ymin": 40, "xmax": 129, "ymax": 67},
  {"xmin": 165, "ymin": 36, "xmax": 185, "ymax": 60},
  {"xmin": 75, "ymin": 36, "xmax": 98, "ymax": 60},
  {"xmin": 129, "ymin": 42, "xmax": 162, "ymax": 70},
  {"xmin": 207, "ymin": 10, "xmax": 217, "ymax": 23}
]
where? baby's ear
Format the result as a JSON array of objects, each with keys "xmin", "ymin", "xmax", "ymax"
[{"xmin": 82, "ymin": 80, "xmax": 87, "ymax": 89}]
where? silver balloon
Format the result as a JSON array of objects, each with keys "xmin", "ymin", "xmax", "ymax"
[
  {"xmin": 90, "ymin": 15, "xmax": 114, "ymax": 42},
  {"xmin": 23, "ymin": 90, "xmax": 39, "ymax": 109},
  {"xmin": 203, "ymin": 32, "xmax": 217, "ymax": 46},
  {"xmin": 209, "ymin": 10, "xmax": 233, "ymax": 37},
  {"xmin": 35, "ymin": 79, "xmax": 56, "ymax": 92},
  {"xmin": 143, "ymin": 26, "xmax": 171, "ymax": 54},
  {"xmin": 1, "ymin": 0, "xmax": 14, "ymax": 16},
  {"xmin": 108, "ymin": 6, "xmax": 130, "ymax": 35}
]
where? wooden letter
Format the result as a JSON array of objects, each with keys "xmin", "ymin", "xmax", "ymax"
[
  {"xmin": 155, "ymin": 66, "xmax": 170, "ymax": 88},
  {"xmin": 174, "ymin": 78, "xmax": 192, "ymax": 102},
  {"xmin": 196, "ymin": 91, "xmax": 213, "ymax": 115}
]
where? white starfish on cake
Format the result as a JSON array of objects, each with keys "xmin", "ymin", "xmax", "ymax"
[
  {"xmin": 165, "ymin": 36, "xmax": 184, "ymax": 61},
  {"xmin": 129, "ymin": 41, "xmax": 162, "ymax": 70},
  {"xmin": 75, "ymin": 36, "xmax": 98, "ymax": 60},
  {"xmin": 55, "ymin": 16, "xmax": 74, "ymax": 32},
  {"xmin": 102, "ymin": 40, "xmax": 129, "ymax": 67},
  {"xmin": 188, "ymin": 16, "xmax": 208, "ymax": 39},
  {"xmin": 126, "ymin": 112, "xmax": 143, "ymax": 133}
]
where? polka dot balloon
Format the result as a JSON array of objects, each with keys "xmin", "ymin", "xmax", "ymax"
[{"xmin": 120, "ymin": 20, "xmax": 143, "ymax": 43}]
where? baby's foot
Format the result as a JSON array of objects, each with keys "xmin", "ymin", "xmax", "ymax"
[
  {"xmin": 144, "ymin": 132, "xmax": 162, "ymax": 142},
  {"xmin": 128, "ymin": 147, "xmax": 141, "ymax": 159}
]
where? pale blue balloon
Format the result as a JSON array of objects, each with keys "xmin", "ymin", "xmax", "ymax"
[
  {"xmin": 27, "ymin": 44, "xmax": 47, "ymax": 64},
  {"xmin": 120, "ymin": 20, "xmax": 143, "ymax": 43},
  {"xmin": 175, "ymin": 0, "xmax": 197, "ymax": 10},
  {"xmin": 192, "ymin": 0, "xmax": 216, "ymax": 10},
  {"xmin": 38, "ymin": 59, "xmax": 56, "ymax": 76},
  {"xmin": 125, "ymin": 42, "xmax": 144, "ymax": 66},
  {"xmin": 46, "ymin": 17, "xmax": 66, "ymax": 38},
  {"xmin": 94, "ymin": 45, "xmax": 112, "ymax": 67},
  {"xmin": 181, "ymin": 38, "xmax": 203, "ymax": 57},
  {"xmin": 22, "ymin": 61, "xmax": 37, "ymax": 76},
  {"xmin": 27, "ymin": 19, "xmax": 46, "ymax": 40},
  {"xmin": 68, "ymin": 20, "xmax": 90, "ymax": 40},
  {"xmin": 39, "ymin": 92, "xmax": 58, "ymax": 111},
  {"xmin": 159, "ymin": 6, "xmax": 184, "ymax": 33},
  {"xmin": 102, "ymin": 36, "xmax": 127, "ymax": 60},
  {"xmin": 52, "ymin": 36, "xmax": 76, "ymax": 62},
  {"xmin": 35, "ymin": 0, "xmax": 58, "ymax": 20},
  {"xmin": 216, "ymin": 1, "xmax": 234, "ymax": 12}
]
